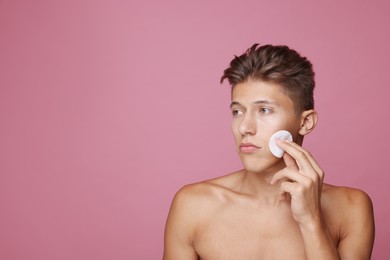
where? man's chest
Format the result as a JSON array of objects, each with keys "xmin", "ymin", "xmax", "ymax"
[{"xmin": 193, "ymin": 206, "xmax": 306, "ymax": 260}]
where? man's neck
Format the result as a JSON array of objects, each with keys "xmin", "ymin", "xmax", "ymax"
[{"xmin": 239, "ymin": 164, "xmax": 287, "ymax": 206}]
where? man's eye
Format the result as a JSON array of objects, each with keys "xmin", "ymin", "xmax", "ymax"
[
  {"xmin": 232, "ymin": 109, "xmax": 243, "ymax": 117},
  {"xmin": 260, "ymin": 108, "xmax": 272, "ymax": 114}
]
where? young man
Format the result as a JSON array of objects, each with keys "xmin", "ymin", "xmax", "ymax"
[{"xmin": 163, "ymin": 44, "xmax": 375, "ymax": 259}]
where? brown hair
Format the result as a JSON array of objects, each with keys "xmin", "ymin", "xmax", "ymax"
[{"xmin": 220, "ymin": 44, "xmax": 315, "ymax": 114}]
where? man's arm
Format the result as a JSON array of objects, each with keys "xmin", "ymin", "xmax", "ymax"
[
  {"xmin": 272, "ymin": 140, "xmax": 374, "ymax": 259},
  {"xmin": 271, "ymin": 139, "xmax": 340, "ymax": 259},
  {"xmin": 300, "ymin": 188, "xmax": 375, "ymax": 260},
  {"xmin": 300, "ymin": 188, "xmax": 374, "ymax": 260},
  {"xmin": 337, "ymin": 188, "xmax": 375, "ymax": 259},
  {"xmin": 163, "ymin": 186, "xmax": 199, "ymax": 260}
]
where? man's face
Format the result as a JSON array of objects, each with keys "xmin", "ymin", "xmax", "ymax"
[{"xmin": 230, "ymin": 80, "xmax": 302, "ymax": 174}]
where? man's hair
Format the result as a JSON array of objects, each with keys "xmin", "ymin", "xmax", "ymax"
[{"xmin": 220, "ymin": 44, "xmax": 315, "ymax": 114}]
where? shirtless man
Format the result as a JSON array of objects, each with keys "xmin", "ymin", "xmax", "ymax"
[{"xmin": 163, "ymin": 44, "xmax": 375, "ymax": 259}]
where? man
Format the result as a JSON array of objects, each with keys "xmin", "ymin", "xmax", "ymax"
[{"xmin": 163, "ymin": 44, "xmax": 375, "ymax": 259}]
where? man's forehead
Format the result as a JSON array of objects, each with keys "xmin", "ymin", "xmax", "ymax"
[{"xmin": 231, "ymin": 81, "xmax": 293, "ymax": 107}]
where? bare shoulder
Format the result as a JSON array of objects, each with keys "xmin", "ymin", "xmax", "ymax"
[
  {"xmin": 164, "ymin": 172, "xmax": 241, "ymax": 251},
  {"xmin": 171, "ymin": 171, "xmax": 243, "ymax": 212},
  {"xmin": 168, "ymin": 171, "xmax": 244, "ymax": 221},
  {"xmin": 321, "ymin": 183, "xmax": 375, "ymax": 258},
  {"xmin": 322, "ymin": 183, "xmax": 374, "ymax": 214},
  {"xmin": 321, "ymin": 183, "xmax": 374, "ymax": 225}
]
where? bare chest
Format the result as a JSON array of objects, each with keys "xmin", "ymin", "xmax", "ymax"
[{"xmin": 194, "ymin": 204, "xmax": 306, "ymax": 260}]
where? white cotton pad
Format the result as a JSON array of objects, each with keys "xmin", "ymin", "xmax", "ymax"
[{"xmin": 269, "ymin": 130, "xmax": 293, "ymax": 158}]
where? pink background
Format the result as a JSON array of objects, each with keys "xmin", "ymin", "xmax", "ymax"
[{"xmin": 1, "ymin": 0, "xmax": 389, "ymax": 259}]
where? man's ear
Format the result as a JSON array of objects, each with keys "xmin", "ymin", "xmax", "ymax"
[{"xmin": 299, "ymin": 109, "xmax": 318, "ymax": 136}]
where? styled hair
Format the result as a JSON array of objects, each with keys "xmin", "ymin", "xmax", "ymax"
[{"xmin": 220, "ymin": 44, "xmax": 315, "ymax": 114}]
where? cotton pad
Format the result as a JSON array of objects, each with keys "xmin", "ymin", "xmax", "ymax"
[{"xmin": 269, "ymin": 130, "xmax": 293, "ymax": 158}]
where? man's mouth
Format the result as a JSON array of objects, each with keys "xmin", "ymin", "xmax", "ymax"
[{"xmin": 239, "ymin": 143, "xmax": 260, "ymax": 153}]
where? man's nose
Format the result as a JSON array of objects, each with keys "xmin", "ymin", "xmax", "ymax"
[{"xmin": 238, "ymin": 114, "xmax": 257, "ymax": 136}]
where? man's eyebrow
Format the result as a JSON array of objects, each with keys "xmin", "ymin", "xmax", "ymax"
[
  {"xmin": 230, "ymin": 100, "xmax": 280, "ymax": 108},
  {"xmin": 253, "ymin": 100, "xmax": 280, "ymax": 106},
  {"xmin": 230, "ymin": 101, "xmax": 241, "ymax": 108}
]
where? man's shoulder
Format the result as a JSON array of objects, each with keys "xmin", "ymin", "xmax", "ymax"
[
  {"xmin": 322, "ymin": 183, "xmax": 373, "ymax": 220},
  {"xmin": 175, "ymin": 171, "xmax": 240, "ymax": 201},
  {"xmin": 164, "ymin": 175, "xmax": 240, "ymax": 252},
  {"xmin": 323, "ymin": 184, "xmax": 372, "ymax": 205},
  {"xmin": 321, "ymin": 184, "xmax": 375, "ymax": 253},
  {"xmin": 171, "ymin": 171, "xmax": 243, "ymax": 212}
]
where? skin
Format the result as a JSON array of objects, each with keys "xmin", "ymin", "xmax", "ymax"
[{"xmin": 163, "ymin": 80, "xmax": 375, "ymax": 260}]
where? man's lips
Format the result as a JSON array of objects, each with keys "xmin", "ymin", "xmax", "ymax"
[{"xmin": 239, "ymin": 143, "xmax": 260, "ymax": 153}]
